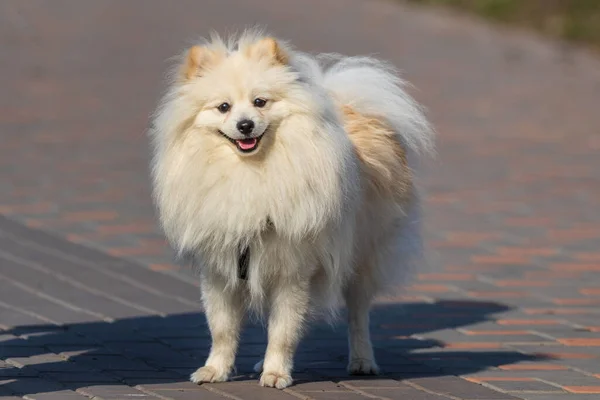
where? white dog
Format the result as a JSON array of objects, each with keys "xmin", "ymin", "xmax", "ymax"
[{"xmin": 149, "ymin": 30, "xmax": 434, "ymax": 389}]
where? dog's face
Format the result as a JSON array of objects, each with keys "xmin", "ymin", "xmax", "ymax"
[{"xmin": 182, "ymin": 38, "xmax": 298, "ymax": 156}]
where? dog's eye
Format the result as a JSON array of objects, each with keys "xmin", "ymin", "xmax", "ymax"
[
  {"xmin": 217, "ymin": 103, "xmax": 231, "ymax": 113},
  {"xmin": 253, "ymin": 98, "xmax": 267, "ymax": 108}
]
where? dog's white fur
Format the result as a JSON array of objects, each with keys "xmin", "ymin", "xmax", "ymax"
[{"xmin": 149, "ymin": 30, "xmax": 434, "ymax": 389}]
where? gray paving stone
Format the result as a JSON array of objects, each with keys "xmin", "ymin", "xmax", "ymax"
[
  {"xmin": 6, "ymin": 354, "xmax": 67, "ymax": 369},
  {"xmin": 107, "ymin": 369, "xmax": 181, "ymax": 379},
  {"xmin": 73, "ymin": 355, "xmax": 156, "ymax": 371},
  {"xmin": 41, "ymin": 371, "xmax": 120, "ymax": 383},
  {"xmin": 518, "ymin": 395, "xmax": 600, "ymax": 400},
  {"xmin": 47, "ymin": 344, "xmax": 117, "ymax": 356},
  {"xmin": 0, "ymin": 220, "xmax": 201, "ymax": 301},
  {"xmin": 23, "ymin": 361, "xmax": 97, "ymax": 373},
  {"xmin": 559, "ymin": 315, "xmax": 600, "ymax": 326},
  {"xmin": 340, "ymin": 378, "xmax": 405, "ymax": 388},
  {"xmin": 1, "ymin": 346, "xmax": 49, "ymax": 359},
  {"xmin": 0, "ymin": 379, "xmax": 19, "ymax": 396},
  {"xmin": 67, "ymin": 326, "xmax": 144, "ymax": 342},
  {"xmin": 558, "ymin": 359, "xmax": 600, "ymax": 374},
  {"xmin": 0, "ymin": 258, "xmax": 155, "ymax": 320},
  {"xmin": 159, "ymin": 337, "xmax": 212, "ymax": 350},
  {"xmin": 0, "ymin": 302, "xmax": 56, "ymax": 329},
  {"xmin": 137, "ymin": 381, "xmax": 207, "ymax": 391},
  {"xmin": 423, "ymin": 329, "xmax": 550, "ymax": 344},
  {"xmin": 138, "ymin": 382, "xmax": 228, "ymax": 400},
  {"xmin": 289, "ymin": 380, "xmax": 348, "ymax": 391},
  {"xmin": 484, "ymin": 379, "xmax": 565, "ymax": 393},
  {"xmin": 291, "ymin": 390, "xmax": 373, "ymax": 399},
  {"xmin": 0, "ymin": 360, "xmax": 39, "ymax": 378},
  {"xmin": 530, "ymin": 326, "xmax": 600, "ymax": 339},
  {"xmin": 0, "ymin": 236, "xmax": 197, "ymax": 315},
  {"xmin": 6, "ymin": 326, "xmax": 65, "ymax": 337},
  {"xmin": 78, "ymin": 384, "xmax": 161, "ymax": 399},
  {"xmin": 360, "ymin": 387, "xmax": 451, "ymax": 400},
  {"xmin": 0, "ymin": 334, "xmax": 26, "ymax": 345},
  {"xmin": 105, "ymin": 266, "xmax": 201, "ymax": 303},
  {"xmin": 23, "ymin": 390, "xmax": 95, "ymax": 400},
  {"xmin": 104, "ymin": 341, "xmax": 186, "ymax": 359},
  {"xmin": 461, "ymin": 370, "xmax": 600, "ymax": 388},
  {"xmin": 0, "ymin": 278, "xmax": 105, "ymax": 324},
  {"xmin": 208, "ymin": 382, "xmax": 301, "ymax": 400},
  {"xmin": 151, "ymin": 389, "xmax": 229, "ymax": 400},
  {"xmin": 147, "ymin": 358, "xmax": 202, "ymax": 369},
  {"xmin": 0, "ymin": 220, "xmax": 116, "ymax": 265},
  {"xmin": 138, "ymin": 327, "xmax": 208, "ymax": 339},
  {"xmin": 407, "ymin": 376, "xmax": 521, "ymax": 399},
  {"xmin": 381, "ymin": 363, "xmax": 440, "ymax": 374},
  {"xmin": 526, "ymin": 371, "xmax": 600, "ymax": 387},
  {"xmin": 3, "ymin": 377, "xmax": 65, "ymax": 396},
  {"xmin": 19, "ymin": 331, "xmax": 100, "ymax": 347}
]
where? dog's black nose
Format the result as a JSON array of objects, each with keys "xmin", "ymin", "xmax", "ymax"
[{"xmin": 236, "ymin": 119, "xmax": 254, "ymax": 135}]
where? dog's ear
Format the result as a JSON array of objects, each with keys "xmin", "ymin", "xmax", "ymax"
[
  {"xmin": 182, "ymin": 46, "xmax": 221, "ymax": 80},
  {"xmin": 247, "ymin": 37, "xmax": 288, "ymax": 65}
]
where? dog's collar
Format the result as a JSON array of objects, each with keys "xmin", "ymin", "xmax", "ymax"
[
  {"xmin": 238, "ymin": 245, "xmax": 250, "ymax": 280},
  {"xmin": 237, "ymin": 218, "xmax": 273, "ymax": 280}
]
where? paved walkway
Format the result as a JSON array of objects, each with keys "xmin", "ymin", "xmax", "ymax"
[{"xmin": 1, "ymin": 0, "xmax": 600, "ymax": 399}]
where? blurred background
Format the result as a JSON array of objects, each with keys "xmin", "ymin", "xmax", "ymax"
[
  {"xmin": 1, "ymin": 1, "xmax": 600, "ymax": 399},
  {"xmin": 409, "ymin": 0, "xmax": 600, "ymax": 47}
]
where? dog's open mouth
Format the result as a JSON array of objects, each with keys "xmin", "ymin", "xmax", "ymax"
[
  {"xmin": 235, "ymin": 137, "xmax": 260, "ymax": 152},
  {"xmin": 219, "ymin": 131, "xmax": 265, "ymax": 153}
]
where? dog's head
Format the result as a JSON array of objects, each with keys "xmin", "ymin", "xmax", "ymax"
[
  {"xmin": 176, "ymin": 35, "xmax": 306, "ymax": 157},
  {"xmin": 150, "ymin": 33, "xmax": 358, "ymax": 253}
]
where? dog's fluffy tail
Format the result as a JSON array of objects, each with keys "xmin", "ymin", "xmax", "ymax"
[
  {"xmin": 319, "ymin": 55, "xmax": 435, "ymax": 157},
  {"xmin": 316, "ymin": 55, "xmax": 433, "ymax": 300}
]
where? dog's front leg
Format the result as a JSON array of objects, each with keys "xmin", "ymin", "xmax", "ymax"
[
  {"xmin": 191, "ymin": 274, "xmax": 244, "ymax": 384},
  {"xmin": 260, "ymin": 280, "xmax": 309, "ymax": 389}
]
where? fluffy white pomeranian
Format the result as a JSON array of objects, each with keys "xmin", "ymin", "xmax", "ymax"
[{"xmin": 149, "ymin": 30, "xmax": 434, "ymax": 389}]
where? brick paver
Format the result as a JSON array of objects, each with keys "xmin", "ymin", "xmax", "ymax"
[{"xmin": 2, "ymin": 0, "xmax": 600, "ymax": 399}]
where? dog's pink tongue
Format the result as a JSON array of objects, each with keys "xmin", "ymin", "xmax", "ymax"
[{"xmin": 236, "ymin": 138, "xmax": 257, "ymax": 150}]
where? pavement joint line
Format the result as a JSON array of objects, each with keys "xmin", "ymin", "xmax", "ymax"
[
  {"xmin": 527, "ymin": 331, "xmax": 567, "ymax": 341},
  {"xmin": 403, "ymin": 379, "xmax": 461, "ymax": 400},
  {"xmin": 0, "ymin": 247, "xmax": 162, "ymax": 317},
  {"xmin": 202, "ymin": 385, "xmax": 245, "ymax": 400},
  {"xmin": 283, "ymin": 388, "xmax": 311, "ymax": 399},
  {"xmin": 474, "ymin": 273, "xmax": 592, "ymax": 312},
  {"xmin": 475, "ymin": 275, "xmax": 570, "ymax": 306},
  {"xmin": 566, "ymin": 366, "xmax": 600, "ymax": 378},
  {"xmin": 0, "ymin": 298, "xmax": 60, "ymax": 327},
  {"xmin": 535, "ymin": 378, "xmax": 570, "ymax": 390},
  {"xmin": 133, "ymin": 385, "xmax": 183, "ymax": 400},
  {"xmin": 337, "ymin": 381, "xmax": 393, "ymax": 399},
  {"xmin": 0, "ymin": 229, "xmax": 202, "ymax": 308},
  {"xmin": 0, "ymin": 272, "xmax": 113, "ymax": 322}
]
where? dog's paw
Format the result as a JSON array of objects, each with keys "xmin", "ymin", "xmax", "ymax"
[
  {"xmin": 347, "ymin": 358, "xmax": 380, "ymax": 375},
  {"xmin": 260, "ymin": 371, "xmax": 293, "ymax": 389},
  {"xmin": 253, "ymin": 359, "xmax": 264, "ymax": 373},
  {"xmin": 190, "ymin": 365, "xmax": 230, "ymax": 384}
]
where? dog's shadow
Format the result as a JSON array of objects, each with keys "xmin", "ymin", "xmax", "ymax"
[{"xmin": 1, "ymin": 301, "xmax": 547, "ymax": 396}]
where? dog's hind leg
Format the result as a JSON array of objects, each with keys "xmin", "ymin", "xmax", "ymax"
[
  {"xmin": 191, "ymin": 274, "xmax": 244, "ymax": 384},
  {"xmin": 344, "ymin": 274, "xmax": 380, "ymax": 375},
  {"xmin": 259, "ymin": 280, "xmax": 310, "ymax": 389}
]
